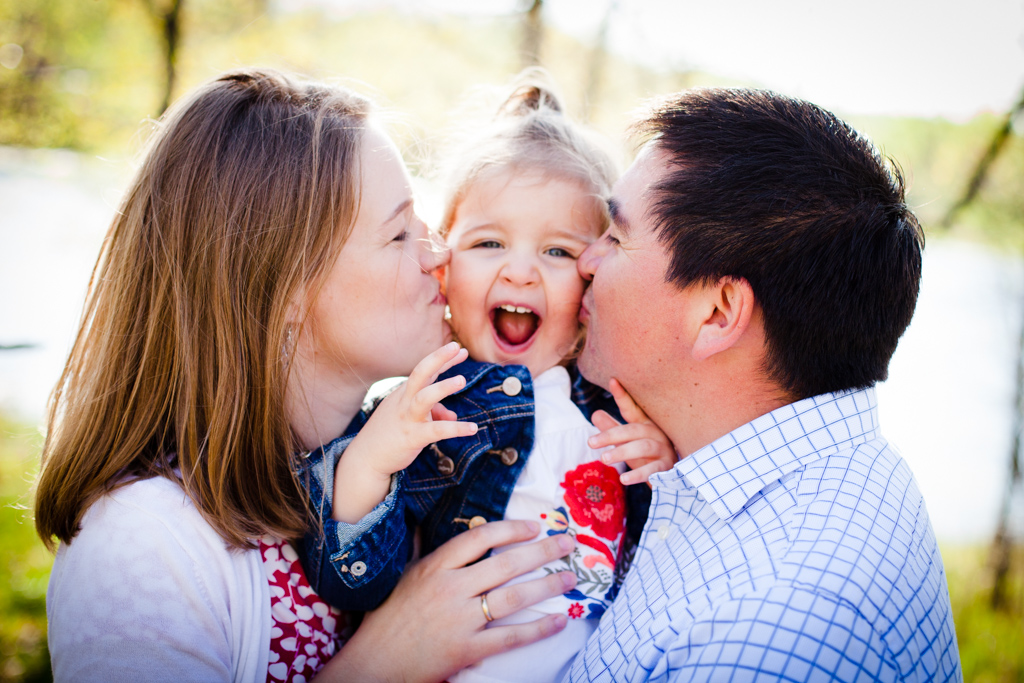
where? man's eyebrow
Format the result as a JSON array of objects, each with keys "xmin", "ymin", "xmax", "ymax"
[
  {"xmin": 607, "ymin": 197, "xmax": 631, "ymax": 236},
  {"xmin": 384, "ymin": 198, "xmax": 413, "ymax": 225}
]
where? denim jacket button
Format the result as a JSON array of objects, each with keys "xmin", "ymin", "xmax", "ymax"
[
  {"xmin": 437, "ymin": 455, "xmax": 455, "ymax": 475},
  {"xmin": 350, "ymin": 561, "xmax": 367, "ymax": 577},
  {"xmin": 469, "ymin": 516, "xmax": 487, "ymax": 529},
  {"xmin": 501, "ymin": 376, "xmax": 522, "ymax": 396},
  {"xmin": 499, "ymin": 447, "xmax": 519, "ymax": 466}
]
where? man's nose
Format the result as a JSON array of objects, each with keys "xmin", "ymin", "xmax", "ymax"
[{"xmin": 577, "ymin": 237, "xmax": 606, "ymax": 281}]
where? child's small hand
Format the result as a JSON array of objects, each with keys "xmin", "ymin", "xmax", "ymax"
[
  {"xmin": 588, "ymin": 378, "xmax": 678, "ymax": 486},
  {"xmin": 333, "ymin": 342, "xmax": 478, "ymax": 523}
]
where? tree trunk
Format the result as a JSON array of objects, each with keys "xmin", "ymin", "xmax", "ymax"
[
  {"xmin": 520, "ymin": 0, "xmax": 543, "ymax": 68},
  {"xmin": 581, "ymin": 1, "xmax": 615, "ymax": 123},
  {"xmin": 141, "ymin": 0, "xmax": 184, "ymax": 116},
  {"xmin": 942, "ymin": 84, "xmax": 1024, "ymax": 228}
]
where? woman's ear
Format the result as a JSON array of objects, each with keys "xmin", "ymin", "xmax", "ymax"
[
  {"xmin": 691, "ymin": 277, "xmax": 755, "ymax": 361},
  {"xmin": 285, "ymin": 284, "xmax": 308, "ymax": 326}
]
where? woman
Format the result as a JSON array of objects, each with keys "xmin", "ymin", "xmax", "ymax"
[{"xmin": 35, "ymin": 68, "xmax": 576, "ymax": 682}]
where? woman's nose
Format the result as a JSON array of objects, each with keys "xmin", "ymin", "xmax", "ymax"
[
  {"xmin": 420, "ymin": 227, "xmax": 450, "ymax": 273},
  {"xmin": 577, "ymin": 236, "xmax": 607, "ymax": 281}
]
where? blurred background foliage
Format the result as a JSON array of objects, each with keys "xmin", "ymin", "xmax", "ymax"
[
  {"xmin": 0, "ymin": 0, "xmax": 1022, "ymax": 681},
  {"xmin": 3, "ymin": 0, "xmax": 1020, "ymax": 248}
]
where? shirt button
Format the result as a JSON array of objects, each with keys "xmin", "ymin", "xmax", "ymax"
[
  {"xmin": 499, "ymin": 447, "xmax": 519, "ymax": 466},
  {"xmin": 468, "ymin": 516, "xmax": 487, "ymax": 529},
  {"xmin": 437, "ymin": 455, "xmax": 455, "ymax": 475},
  {"xmin": 501, "ymin": 376, "xmax": 522, "ymax": 396},
  {"xmin": 350, "ymin": 561, "xmax": 367, "ymax": 577}
]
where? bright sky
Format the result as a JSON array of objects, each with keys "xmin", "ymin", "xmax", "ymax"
[{"xmin": 282, "ymin": 0, "xmax": 1024, "ymax": 120}]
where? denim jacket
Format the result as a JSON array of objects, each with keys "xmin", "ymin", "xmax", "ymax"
[{"xmin": 297, "ymin": 359, "xmax": 652, "ymax": 612}]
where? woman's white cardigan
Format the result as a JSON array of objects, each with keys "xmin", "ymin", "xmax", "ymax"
[{"xmin": 47, "ymin": 476, "xmax": 272, "ymax": 682}]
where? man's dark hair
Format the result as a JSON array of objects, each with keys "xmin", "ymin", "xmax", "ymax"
[{"xmin": 638, "ymin": 88, "xmax": 923, "ymax": 399}]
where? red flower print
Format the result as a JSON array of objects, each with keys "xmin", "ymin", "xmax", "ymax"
[
  {"xmin": 576, "ymin": 533, "xmax": 615, "ymax": 567},
  {"xmin": 567, "ymin": 602, "xmax": 585, "ymax": 619},
  {"xmin": 560, "ymin": 461, "xmax": 625, "ymax": 541}
]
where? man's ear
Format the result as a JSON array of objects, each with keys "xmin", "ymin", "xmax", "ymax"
[{"xmin": 692, "ymin": 277, "xmax": 755, "ymax": 361}]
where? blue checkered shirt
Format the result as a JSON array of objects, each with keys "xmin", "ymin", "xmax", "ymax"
[{"xmin": 567, "ymin": 388, "xmax": 961, "ymax": 682}]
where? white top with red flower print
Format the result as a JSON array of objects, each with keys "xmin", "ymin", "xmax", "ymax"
[
  {"xmin": 451, "ymin": 365, "xmax": 627, "ymax": 683},
  {"xmin": 260, "ymin": 537, "xmax": 349, "ymax": 683}
]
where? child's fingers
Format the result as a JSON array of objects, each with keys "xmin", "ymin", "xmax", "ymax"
[
  {"xmin": 608, "ymin": 378, "xmax": 650, "ymax": 424},
  {"xmin": 589, "ymin": 421, "xmax": 659, "ymax": 450},
  {"xmin": 423, "ymin": 419, "xmax": 478, "ymax": 444},
  {"xmin": 620, "ymin": 460, "xmax": 673, "ymax": 486},
  {"xmin": 413, "ymin": 374, "xmax": 467, "ymax": 415},
  {"xmin": 598, "ymin": 438, "xmax": 662, "ymax": 466},
  {"xmin": 590, "ymin": 409, "xmax": 621, "ymax": 434},
  {"xmin": 406, "ymin": 342, "xmax": 464, "ymax": 394},
  {"xmin": 437, "ymin": 345, "xmax": 469, "ymax": 376},
  {"xmin": 430, "ymin": 403, "xmax": 459, "ymax": 422}
]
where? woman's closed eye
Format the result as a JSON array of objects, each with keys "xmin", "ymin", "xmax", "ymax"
[{"xmin": 392, "ymin": 229, "xmax": 409, "ymax": 243}]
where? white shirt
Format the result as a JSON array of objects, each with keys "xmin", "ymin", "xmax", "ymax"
[
  {"xmin": 454, "ymin": 365, "xmax": 625, "ymax": 683},
  {"xmin": 47, "ymin": 476, "xmax": 271, "ymax": 682}
]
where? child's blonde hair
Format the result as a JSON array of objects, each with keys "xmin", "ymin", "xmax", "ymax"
[{"xmin": 438, "ymin": 68, "xmax": 619, "ymax": 237}]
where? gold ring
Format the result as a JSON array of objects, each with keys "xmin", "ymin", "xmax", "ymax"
[{"xmin": 480, "ymin": 592, "xmax": 494, "ymax": 622}]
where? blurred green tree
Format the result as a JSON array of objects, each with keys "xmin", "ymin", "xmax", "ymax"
[
  {"xmin": 0, "ymin": 0, "xmax": 117, "ymax": 148},
  {"xmin": 0, "ymin": 0, "xmax": 266, "ymax": 150}
]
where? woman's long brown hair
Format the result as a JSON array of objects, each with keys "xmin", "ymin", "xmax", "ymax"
[{"xmin": 35, "ymin": 69, "xmax": 370, "ymax": 550}]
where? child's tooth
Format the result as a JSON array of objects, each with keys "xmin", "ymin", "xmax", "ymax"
[{"xmin": 498, "ymin": 304, "xmax": 532, "ymax": 314}]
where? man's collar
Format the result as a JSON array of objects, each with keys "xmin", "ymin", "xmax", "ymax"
[{"xmin": 670, "ymin": 388, "xmax": 880, "ymax": 520}]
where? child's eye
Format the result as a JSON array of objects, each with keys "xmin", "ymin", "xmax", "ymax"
[
  {"xmin": 545, "ymin": 247, "xmax": 574, "ymax": 258},
  {"xmin": 473, "ymin": 240, "xmax": 503, "ymax": 249}
]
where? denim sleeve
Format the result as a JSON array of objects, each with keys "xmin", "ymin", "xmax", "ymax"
[{"xmin": 298, "ymin": 435, "xmax": 414, "ymax": 612}]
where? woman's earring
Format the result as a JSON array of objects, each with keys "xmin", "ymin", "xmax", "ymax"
[{"xmin": 282, "ymin": 324, "xmax": 296, "ymax": 369}]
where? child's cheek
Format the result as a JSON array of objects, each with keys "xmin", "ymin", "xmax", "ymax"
[{"xmin": 434, "ymin": 263, "xmax": 447, "ymax": 292}]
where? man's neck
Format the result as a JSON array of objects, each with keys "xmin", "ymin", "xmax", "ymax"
[{"xmin": 641, "ymin": 357, "xmax": 792, "ymax": 459}]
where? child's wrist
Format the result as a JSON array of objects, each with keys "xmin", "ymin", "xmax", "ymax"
[{"xmin": 333, "ymin": 455, "xmax": 394, "ymax": 523}]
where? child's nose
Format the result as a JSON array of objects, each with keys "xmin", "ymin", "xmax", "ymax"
[{"xmin": 500, "ymin": 253, "xmax": 539, "ymax": 286}]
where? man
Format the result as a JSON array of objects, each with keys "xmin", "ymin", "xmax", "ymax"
[{"xmin": 569, "ymin": 89, "xmax": 962, "ymax": 682}]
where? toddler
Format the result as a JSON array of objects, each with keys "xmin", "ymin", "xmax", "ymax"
[{"xmin": 302, "ymin": 73, "xmax": 677, "ymax": 683}]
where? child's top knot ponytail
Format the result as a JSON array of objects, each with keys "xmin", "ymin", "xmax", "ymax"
[
  {"xmin": 437, "ymin": 67, "xmax": 619, "ymax": 235},
  {"xmin": 497, "ymin": 69, "xmax": 564, "ymax": 117}
]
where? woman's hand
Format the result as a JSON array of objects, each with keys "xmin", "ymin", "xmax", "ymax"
[
  {"xmin": 317, "ymin": 520, "xmax": 578, "ymax": 683},
  {"xmin": 589, "ymin": 378, "xmax": 678, "ymax": 486},
  {"xmin": 333, "ymin": 342, "xmax": 477, "ymax": 523}
]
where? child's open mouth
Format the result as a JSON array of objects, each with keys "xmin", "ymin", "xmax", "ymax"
[{"xmin": 491, "ymin": 303, "xmax": 540, "ymax": 348}]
